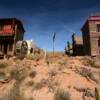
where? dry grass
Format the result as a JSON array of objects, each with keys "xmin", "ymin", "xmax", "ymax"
[
  {"xmin": 29, "ymin": 70, "xmax": 37, "ymax": 78},
  {"xmin": 54, "ymin": 88, "xmax": 70, "ymax": 100},
  {"xmin": 26, "ymin": 52, "xmax": 44, "ymax": 61},
  {"xmin": 0, "ymin": 80, "xmax": 19, "ymax": 100},
  {"xmin": 48, "ymin": 69, "xmax": 58, "ymax": 77},
  {"xmin": 29, "ymin": 97, "xmax": 35, "ymax": 100},
  {"xmin": 10, "ymin": 66, "xmax": 31, "ymax": 81},
  {"xmin": 0, "ymin": 62, "xmax": 8, "ymax": 68},
  {"xmin": 0, "ymin": 71, "xmax": 5, "ymax": 76},
  {"xmin": 26, "ymin": 81, "xmax": 35, "ymax": 87},
  {"xmin": 34, "ymin": 81, "xmax": 45, "ymax": 90}
]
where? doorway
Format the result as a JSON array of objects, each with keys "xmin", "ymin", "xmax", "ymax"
[{"xmin": 4, "ymin": 43, "xmax": 8, "ymax": 55}]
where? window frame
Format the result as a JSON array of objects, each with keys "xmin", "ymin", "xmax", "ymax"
[
  {"xmin": 98, "ymin": 37, "xmax": 100, "ymax": 47},
  {"xmin": 97, "ymin": 24, "xmax": 100, "ymax": 32}
]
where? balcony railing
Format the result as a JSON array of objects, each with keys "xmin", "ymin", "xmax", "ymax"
[{"xmin": 0, "ymin": 29, "xmax": 14, "ymax": 35}]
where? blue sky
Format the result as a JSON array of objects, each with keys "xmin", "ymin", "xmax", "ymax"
[{"xmin": 0, "ymin": 0, "xmax": 100, "ymax": 51}]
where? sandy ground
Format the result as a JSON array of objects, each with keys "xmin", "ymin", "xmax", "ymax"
[{"xmin": 0, "ymin": 53, "xmax": 100, "ymax": 100}]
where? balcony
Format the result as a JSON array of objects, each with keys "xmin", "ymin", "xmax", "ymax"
[{"xmin": 0, "ymin": 25, "xmax": 14, "ymax": 36}]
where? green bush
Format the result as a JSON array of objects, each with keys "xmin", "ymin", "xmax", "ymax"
[{"xmin": 54, "ymin": 88, "xmax": 70, "ymax": 100}]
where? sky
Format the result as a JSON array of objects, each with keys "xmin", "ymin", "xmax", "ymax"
[{"xmin": 0, "ymin": 0, "xmax": 100, "ymax": 51}]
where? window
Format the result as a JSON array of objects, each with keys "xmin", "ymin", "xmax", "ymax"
[
  {"xmin": 0, "ymin": 44, "xmax": 3, "ymax": 51},
  {"xmin": 0, "ymin": 25, "xmax": 3, "ymax": 31},
  {"xmin": 98, "ymin": 37, "xmax": 100, "ymax": 47},
  {"xmin": 97, "ymin": 24, "xmax": 100, "ymax": 32}
]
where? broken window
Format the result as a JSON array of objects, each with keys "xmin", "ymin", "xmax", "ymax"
[
  {"xmin": 97, "ymin": 24, "xmax": 100, "ymax": 32},
  {"xmin": 0, "ymin": 44, "xmax": 3, "ymax": 51},
  {"xmin": 0, "ymin": 24, "xmax": 3, "ymax": 31},
  {"xmin": 98, "ymin": 37, "xmax": 100, "ymax": 47}
]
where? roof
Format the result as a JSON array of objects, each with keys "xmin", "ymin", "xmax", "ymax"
[
  {"xmin": 81, "ymin": 15, "xmax": 100, "ymax": 30},
  {"xmin": 0, "ymin": 18, "xmax": 22, "ymax": 23},
  {"xmin": 88, "ymin": 15, "xmax": 100, "ymax": 21},
  {"xmin": 0, "ymin": 18, "xmax": 25, "ymax": 32}
]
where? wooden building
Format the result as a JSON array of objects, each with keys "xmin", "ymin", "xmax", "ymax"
[
  {"xmin": 81, "ymin": 15, "xmax": 100, "ymax": 56},
  {"xmin": 0, "ymin": 18, "xmax": 25, "ymax": 57},
  {"xmin": 72, "ymin": 33, "xmax": 84, "ymax": 56}
]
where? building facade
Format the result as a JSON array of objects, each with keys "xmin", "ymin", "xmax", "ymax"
[
  {"xmin": 0, "ymin": 18, "xmax": 25, "ymax": 57},
  {"xmin": 81, "ymin": 15, "xmax": 100, "ymax": 56},
  {"xmin": 72, "ymin": 33, "xmax": 84, "ymax": 56}
]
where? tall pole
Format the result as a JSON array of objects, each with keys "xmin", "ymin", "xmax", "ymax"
[
  {"xmin": 53, "ymin": 39, "xmax": 54, "ymax": 55},
  {"xmin": 53, "ymin": 32, "xmax": 56, "ymax": 56}
]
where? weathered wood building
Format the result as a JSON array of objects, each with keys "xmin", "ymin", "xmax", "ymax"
[
  {"xmin": 72, "ymin": 33, "xmax": 84, "ymax": 56},
  {"xmin": 81, "ymin": 15, "xmax": 100, "ymax": 56},
  {"xmin": 0, "ymin": 18, "xmax": 25, "ymax": 57}
]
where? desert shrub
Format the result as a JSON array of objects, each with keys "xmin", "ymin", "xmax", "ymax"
[
  {"xmin": 26, "ymin": 54, "xmax": 34, "ymax": 60},
  {"xmin": 75, "ymin": 67, "xmax": 98, "ymax": 83},
  {"xmin": 0, "ymin": 81, "xmax": 20, "ymax": 100},
  {"xmin": 46, "ymin": 61, "xmax": 50, "ymax": 65},
  {"xmin": 26, "ymin": 81, "xmax": 35, "ymax": 87},
  {"xmin": 10, "ymin": 68, "xmax": 27, "ymax": 81},
  {"xmin": 26, "ymin": 53, "xmax": 43, "ymax": 61},
  {"xmin": 81, "ymin": 57, "xmax": 93, "ymax": 66},
  {"xmin": 0, "ymin": 72, "xmax": 5, "ymax": 76},
  {"xmin": 29, "ymin": 70, "xmax": 37, "ymax": 78},
  {"xmin": 10, "ymin": 69, "xmax": 20, "ymax": 80},
  {"xmin": 34, "ymin": 81, "xmax": 45, "ymax": 90},
  {"xmin": 54, "ymin": 88, "xmax": 70, "ymax": 100},
  {"xmin": 29, "ymin": 96, "xmax": 34, "ymax": 100},
  {"xmin": 0, "ymin": 62, "xmax": 8, "ymax": 68},
  {"xmin": 48, "ymin": 69, "xmax": 57, "ymax": 77}
]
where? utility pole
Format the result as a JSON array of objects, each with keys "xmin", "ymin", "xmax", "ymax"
[{"xmin": 53, "ymin": 32, "xmax": 56, "ymax": 56}]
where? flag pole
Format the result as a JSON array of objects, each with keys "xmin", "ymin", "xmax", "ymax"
[
  {"xmin": 53, "ymin": 32, "xmax": 56, "ymax": 56},
  {"xmin": 53, "ymin": 38, "xmax": 54, "ymax": 55}
]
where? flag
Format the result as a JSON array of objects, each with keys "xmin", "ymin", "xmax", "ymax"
[{"xmin": 53, "ymin": 32, "xmax": 56, "ymax": 41}]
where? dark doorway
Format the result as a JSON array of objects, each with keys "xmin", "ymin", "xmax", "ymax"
[
  {"xmin": 4, "ymin": 43, "xmax": 8, "ymax": 54},
  {"xmin": 98, "ymin": 37, "xmax": 100, "ymax": 47}
]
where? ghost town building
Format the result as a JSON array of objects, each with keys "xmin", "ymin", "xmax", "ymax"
[
  {"xmin": 81, "ymin": 15, "xmax": 100, "ymax": 56},
  {"xmin": 66, "ymin": 14, "xmax": 100, "ymax": 56},
  {"xmin": 0, "ymin": 18, "xmax": 25, "ymax": 57},
  {"xmin": 72, "ymin": 33, "xmax": 84, "ymax": 56},
  {"xmin": 65, "ymin": 33, "xmax": 84, "ymax": 56}
]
